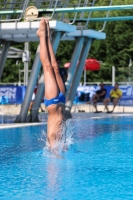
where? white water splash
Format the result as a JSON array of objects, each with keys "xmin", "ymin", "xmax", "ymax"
[{"xmin": 41, "ymin": 119, "xmax": 74, "ymax": 158}]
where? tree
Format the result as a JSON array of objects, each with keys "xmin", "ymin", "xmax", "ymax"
[{"xmin": 1, "ymin": 0, "xmax": 133, "ymax": 83}]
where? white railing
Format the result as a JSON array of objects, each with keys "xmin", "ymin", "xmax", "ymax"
[
  {"xmin": 0, "ymin": 82, "xmax": 133, "ymax": 86},
  {"xmin": 80, "ymin": 82, "xmax": 133, "ymax": 86}
]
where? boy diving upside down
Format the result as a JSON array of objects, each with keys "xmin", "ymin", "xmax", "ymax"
[{"xmin": 37, "ymin": 18, "xmax": 66, "ymax": 149}]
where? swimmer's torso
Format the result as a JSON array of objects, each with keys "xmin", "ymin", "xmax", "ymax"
[{"xmin": 47, "ymin": 103, "xmax": 65, "ymax": 140}]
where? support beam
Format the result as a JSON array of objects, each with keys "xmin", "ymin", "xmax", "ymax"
[
  {"xmin": 14, "ymin": 45, "xmax": 41, "ymax": 122},
  {"xmin": 0, "ymin": 41, "xmax": 10, "ymax": 79},
  {"xmin": 24, "ymin": 42, "xmax": 29, "ymax": 86},
  {"xmin": 112, "ymin": 66, "xmax": 115, "ymax": 86},
  {"xmin": 65, "ymin": 37, "xmax": 84, "ymax": 97},
  {"xmin": 52, "ymin": 31, "xmax": 63, "ymax": 53},
  {"xmin": 65, "ymin": 38, "xmax": 92, "ymax": 119},
  {"xmin": 29, "ymin": 74, "xmax": 44, "ymax": 122}
]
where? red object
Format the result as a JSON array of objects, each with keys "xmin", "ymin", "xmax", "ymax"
[
  {"xmin": 64, "ymin": 62, "xmax": 71, "ymax": 68},
  {"xmin": 85, "ymin": 58, "xmax": 100, "ymax": 71},
  {"xmin": 64, "ymin": 58, "xmax": 100, "ymax": 71},
  {"xmin": 34, "ymin": 87, "xmax": 37, "ymax": 95}
]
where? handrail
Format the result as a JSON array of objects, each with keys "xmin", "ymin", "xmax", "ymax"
[
  {"xmin": 69, "ymin": 0, "xmax": 82, "ymax": 25},
  {"xmin": 0, "ymin": 0, "xmax": 29, "ymax": 22},
  {"xmin": 0, "ymin": 5, "xmax": 133, "ymax": 16},
  {"xmin": 85, "ymin": 0, "xmax": 96, "ymax": 27},
  {"xmin": 24, "ymin": 0, "xmax": 59, "ymax": 21},
  {"xmin": 71, "ymin": 16, "xmax": 133, "ymax": 22},
  {"xmin": 99, "ymin": 0, "xmax": 113, "ymax": 32}
]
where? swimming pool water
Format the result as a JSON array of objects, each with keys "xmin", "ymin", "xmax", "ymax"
[{"xmin": 1, "ymin": 116, "xmax": 133, "ymax": 200}]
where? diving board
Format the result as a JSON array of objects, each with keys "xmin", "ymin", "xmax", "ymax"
[
  {"xmin": 64, "ymin": 30, "xmax": 106, "ymax": 40},
  {"xmin": 0, "ymin": 20, "xmax": 76, "ymax": 42}
]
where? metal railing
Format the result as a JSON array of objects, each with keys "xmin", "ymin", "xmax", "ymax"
[
  {"xmin": 0, "ymin": 82, "xmax": 133, "ymax": 86},
  {"xmin": 0, "ymin": 0, "xmax": 29, "ymax": 22},
  {"xmin": 81, "ymin": 82, "xmax": 133, "ymax": 86},
  {"xmin": 0, "ymin": 0, "xmax": 133, "ymax": 30}
]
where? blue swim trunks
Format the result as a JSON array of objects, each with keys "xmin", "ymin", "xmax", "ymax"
[{"xmin": 44, "ymin": 92, "xmax": 66, "ymax": 107}]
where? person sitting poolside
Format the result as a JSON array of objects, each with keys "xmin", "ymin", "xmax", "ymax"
[
  {"xmin": 103, "ymin": 83, "xmax": 122, "ymax": 113},
  {"xmin": 37, "ymin": 18, "xmax": 66, "ymax": 154},
  {"xmin": 87, "ymin": 82, "xmax": 107, "ymax": 113}
]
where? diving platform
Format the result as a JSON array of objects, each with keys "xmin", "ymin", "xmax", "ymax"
[
  {"xmin": 64, "ymin": 30, "xmax": 106, "ymax": 40},
  {"xmin": 0, "ymin": 20, "xmax": 76, "ymax": 42}
]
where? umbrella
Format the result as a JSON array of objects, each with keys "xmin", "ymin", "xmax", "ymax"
[
  {"xmin": 85, "ymin": 58, "xmax": 100, "ymax": 71},
  {"xmin": 64, "ymin": 59, "xmax": 100, "ymax": 71}
]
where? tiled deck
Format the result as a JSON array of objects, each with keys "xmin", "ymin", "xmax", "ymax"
[{"xmin": 0, "ymin": 112, "xmax": 133, "ymax": 129}]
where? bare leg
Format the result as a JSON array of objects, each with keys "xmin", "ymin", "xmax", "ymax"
[
  {"xmin": 93, "ymin": 100, "xmax": 98, "ymax": 112},
  {"xmin": 46, "ymin": 20, "xmax": 66, "ymax": 95},
  {"xmin": 103, "ymin": 98, "xmax": 110, "ymax": 112},
  {"xmin": 112, "ymin": 99, "xmax": 118, "ymax": 112},
  {"xmin": 87, "ymin": 94, "xmax": 99, "ymax": 104},
  {"xmin": 28, "ymin": 101, "xmax": 33, "ymax": 112},
  {"xmin": 37, "ymin": 18, "xmax": 61, "ymax": 147},
  {"xmin": 37, "ymin": 19, "xmax": 66, "ymax": 150},
  {"xmin": 37, "ymin": 18, "xmax": 59, "ymax": 100},
  {"xmin": 92, "ymin": 94, "xmax": 99, "ymax": 101}
]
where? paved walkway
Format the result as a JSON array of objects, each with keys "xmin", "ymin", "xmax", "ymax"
[
  {"xmin": 0, "ymin": 104, "xmax": 133, "ymax": 127},
  {"xmin": 0, "ymin": 111, "xmax": 133, "ymax": 128},
  {"xmin": 1, "ymin": 103, "xmax": 133, "ymax": 115}
]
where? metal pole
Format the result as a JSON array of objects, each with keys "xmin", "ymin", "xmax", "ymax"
[
  {"xmin": 30, "ymin": 74, "xmax": 44, "ymax": 122},
  {"xmin": 0, "ymin": 41, "xmax": 10, "ymax": 80},
  {"xmin": 65, "ymin": 38, "xmax": 92, "ymax": 117},
  {"xmin": 65, "ymin": 37, "xmax": 85, "ymax": 97},
  {"xmin": 128, "ymin": 58, "xmax": 132, "ymax": 85},
  {"xmin": 19, "ymin": 68, "xmax": 20, "ymax": 82},
  {"xmin": 112, "ymin": 66, "xmax": 115, "ymax": 86},
  {"xmin": 84, "ymin": 68, "xmax": 86, "ymax": 86},
  {"xmin": 24, "ymin": 42, "xmax": 29, "ymax": 86},
  {"xmin": 14, "ymin": 45, "xmax": 41, "ymax": 122},
  {"xmin": 52, "ymin": 31, "xmax": 63, "ymax": 54}
]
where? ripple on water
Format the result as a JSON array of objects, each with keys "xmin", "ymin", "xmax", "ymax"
[{"xmin": 1, "ymin": 116, "xmax": 133, "ymax": 199}]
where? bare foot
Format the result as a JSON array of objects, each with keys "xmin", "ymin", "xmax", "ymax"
[
  {"xmin": 45, "ymin": 19, "xmax": 50, "ymax": 38},
  {"xmin": 36, "ymin": 18, "xmax": 47, "ymax": 37}
]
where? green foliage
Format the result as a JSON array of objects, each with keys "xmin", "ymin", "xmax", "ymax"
[
  {"xmin": 1, "ymin": 0, "xmax": 133, "ymax": 83},
  {"xmin": 56, "ymin": 41, "xmax": 75, "ymax": 64}
]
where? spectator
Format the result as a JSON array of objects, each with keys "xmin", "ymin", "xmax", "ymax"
[
  {"xmin": 103, "ymin": 83, "xmax": 122, "ymax": 113},
  {"xmin": 87, "ymin": 82, "xmax": 107, "ymax": 113}
]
